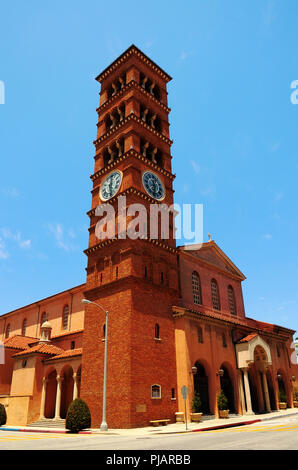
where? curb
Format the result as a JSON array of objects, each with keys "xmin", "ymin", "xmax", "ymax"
[
  {"xmin": 192, "ymin": 410, "xmax": 298, "ymax": 433},
  {"xmin": 0, "ymin": 427, "xmax": 91, "ymax": 434},
  {"xmin": 1, "ymin": 411, "xmax": 297, "ymax": 436},
  {"xmin": 192, "ymin": 419, "xmax": 261, "ymax": 432}
]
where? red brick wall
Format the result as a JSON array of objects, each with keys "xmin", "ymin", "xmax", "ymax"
[
  {"xmin": 80, "ymin": 284, "xmax": 133, "ymax": 428},
  {"xmin": 179, "ymin": 252, "xmax": 246, "ymax": 319}
]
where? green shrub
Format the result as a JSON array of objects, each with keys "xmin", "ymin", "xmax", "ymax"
[
  {"xmin": 191, "ymin": 391, "xmax": 202, "ymax": 413},
  {"xmin": 279, "ymin": 391, "xmax": 287, "ymax": 403},
  {"xmin": 0, "ymin": 403, "xmax": 7, "ymax": 426},
  {"xmin": 217, "ymin": 390, "xmax": 228, "ymax": 410},
  {"xmin": 65, "ymin": 398, "xmax": 91, "ymax": 433}
]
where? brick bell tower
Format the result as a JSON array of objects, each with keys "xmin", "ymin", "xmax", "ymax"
[{"xmin": 80, "ymin": 45, "xmax": 179, "ymax": 428}]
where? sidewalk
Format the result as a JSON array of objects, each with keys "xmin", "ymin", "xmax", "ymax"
[{"xmin": 1, "ymin": 408, "xmax": 298, "ymax": 435}]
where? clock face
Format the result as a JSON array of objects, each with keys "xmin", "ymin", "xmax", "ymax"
[
  {"xmin": 100, "ymin": 170, "xmax": 122, "ymax": 201},
  {"xmin": 142, "ymin": 171, "xmax": 165, "ymax": 201}
]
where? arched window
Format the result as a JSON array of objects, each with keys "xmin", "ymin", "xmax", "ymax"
[
  {"xmin": 21, "ymin": 318, "xmax": 27, "ymax": 336},
  {"xmin": 211, "ymin": 278, "xmax": 220, "ymax": 310},
  {"xmin": 155, "ymin": 323, "xmax": 160, "ymax": 339},
  {"xmin": 5, "ymin": 323, "xmax": 10, "ymax": 339},
  {"xmin": 227, "ymin": 285, "xmax": 237, "ymax": 315},
  {"xmin": 40, "ymin": 312, "xmax": 47, "ymax": 328},
  {"xmin": 151, "ymin": 384, "xmax": 161, "ymax": 399},
  {"xmin": 192, "ymin": 271, "xmax": 202, "ymax": 305},
  {"xmin": 62, "ymin": 305, "xmax": 69, "ymax": 330},
  {"xmin": 197, "ymin": 326, "xmax": 203, "ymax": 344}
]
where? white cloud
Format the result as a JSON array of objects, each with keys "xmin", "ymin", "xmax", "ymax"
[
  {"xmin": 0, "ymin": 238, "xmax": 9, "ymax": 259},
  {"xmin": 262, "ymin": 233, "xmax": 272, "ymax": 240},
  {"xmin": 46, "ymin": 223, "xmax": 78, "ymax": 252},
  {"xmin": 0, "ymin": 228, "xmax": 31, "ymax": 250},
  {"xmin": 190, "ymin": 160, "xmax": 200, "ymax": 175}
]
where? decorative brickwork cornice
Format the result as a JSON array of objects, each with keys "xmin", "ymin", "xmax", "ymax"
[
  {"xmin": 96, "ymin": 80, "xmax": 171, "ymax": 115},
  {"xmin": 95, "ymin": 45, "xmax": 172, "ymax": 83},
  {"xmin": 172, "ymin": 305, "xmax": 250, "ymax": 328},
  {"xmin": 87, "ymin": 185, "xmax": 174, "ymax": 218},
  {"xmin": 172, "ymin": 306, "xmax": 293, "ymax": 342},
  {"xmin": 90, "ymin": 149, "xmax": 175, "ymax": 182},
  {"xmin": 93, "ymin": 113, "xmax": 173, "ymax": 148},
  {"xmin": 84, "ymin": 234, "xmax": 177, "ymax": 257}
]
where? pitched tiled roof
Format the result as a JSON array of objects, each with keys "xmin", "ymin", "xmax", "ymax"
[
  {"xmin": 12, "ymin": 343, "xmax": 65, "ymax": 358},
  {"xmin": 45, "ymin": 348, "xmax": 82, "ymax": 362},
  {"xmin": 238, "ymin": 333, "xmax": 258, "ymax": 343},
  {"xmin": 173, "ymin": 305, "xmax": 249, "ymax": 328},
  {"xmin": 4, "ymin": 335, "xmax": 38, "ymax": 350},
  {"xmin": 27, "ymin": 329, "xmax": 84, "ymax": 347},
  {"xmin": 51, "ymin": 329, "xmax": 83, "ymax": 339}
]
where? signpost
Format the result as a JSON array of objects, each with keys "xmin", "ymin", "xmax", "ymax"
[{"xmin": 181, "ymin": 385, "xmax": 189, "ymax": 430}]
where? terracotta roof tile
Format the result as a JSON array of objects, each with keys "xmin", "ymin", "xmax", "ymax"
[
  {"xmin": 51, "ymin": 329, "xmax": 83, "ymax": 339},
  {"xmin": 4, "ymin": 335, "xmax": 38, "ymax": 350},
  {"xmin": 175, "ymin": 305, "xmax": 249, "ymax": 327},
  {"xmin": 238, "ymin": 333, "xmax": 258, "ymax": 343},
  {"xmin": 12, "ymin": 343, "xmax": 65, "ymax": 358},
  {"xmin": 27, "ymin": 329, "xmax": 84, "ymax": 347},
  {"xmin": 45, "ymin": 348, "xmax": 82, "ymax": 362}
]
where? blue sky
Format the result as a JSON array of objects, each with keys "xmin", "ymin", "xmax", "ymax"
[{"xmin": 0, "ymin": 0, "xmax": 297, "ymax": 337}]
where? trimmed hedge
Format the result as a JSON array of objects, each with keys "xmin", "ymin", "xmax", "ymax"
[
  {"xmin": 0, "ymin": 403, "xmax": 7, "ymax": 426},
  {"xmin": 65, "ymin": 398, "xmax": 91, "ymax": 433}
]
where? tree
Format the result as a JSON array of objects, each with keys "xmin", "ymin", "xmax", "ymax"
[
  {"xmin": 191, "ymin": 391, "xmax": 202, "ymax": 413},
  {"xmin": 65, "ymin": 398, "xmax": 91, "ymax": 433},
  {"xmin": 217, "ymin": 390, "xmax": 228, "ymax": 410},
  {"xmin": 0, "ymin": 403, "xmax": 7, "ymax": 426}
]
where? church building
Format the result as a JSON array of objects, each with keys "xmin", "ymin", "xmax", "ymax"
[{"xmin": 0, "ymin": 45, "xmax": 297, "ymax": 428}]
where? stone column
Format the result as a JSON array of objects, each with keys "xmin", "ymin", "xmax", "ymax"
[
  {"xmin": 73, "ymin": 373, "xmax": 78, "ymax": 401},
  {"xmin": 261, "ymin": 370, "xmax": 271, "ymax": 412},
  {"xmin": 54, "ymin": 375, "xmax": 63, "ymax": 420},
  {"xmin": 256, "ymin": 370, "xmax": 265, "ymax": 412},
  {"xmin": 243, "ymin": 368, "xmax": 254, "ymax": 415},
  {"xmin": 39, "ymin": 377, "xmax": 48, "ymax": 419},
  {"xmin": 238, "ymin": 370, "xmax": 246, "ymax": 415}
]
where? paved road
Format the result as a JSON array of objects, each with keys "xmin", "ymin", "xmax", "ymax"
[{"xmin": 1, "ymin": 416, "xmax": 298, "ymax": 450}]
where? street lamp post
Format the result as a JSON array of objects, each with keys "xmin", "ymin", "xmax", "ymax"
[{"xmin": 82, "ymin": 298, "xmax": 109, "ymax": 431}]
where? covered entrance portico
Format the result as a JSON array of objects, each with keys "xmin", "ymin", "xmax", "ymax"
[{"xmin": 236, "ymin": 334, "xmax": 275, "ymax": 415}]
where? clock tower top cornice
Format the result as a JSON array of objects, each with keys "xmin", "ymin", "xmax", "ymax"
[{"xmin": 95, "ymin": 44, "xmax": 172, "ymax": 84}]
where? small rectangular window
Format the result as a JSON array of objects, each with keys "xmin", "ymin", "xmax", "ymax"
[{"xmin": 151, "ymin": 384, "xmax": 161, "ymax": 399}]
